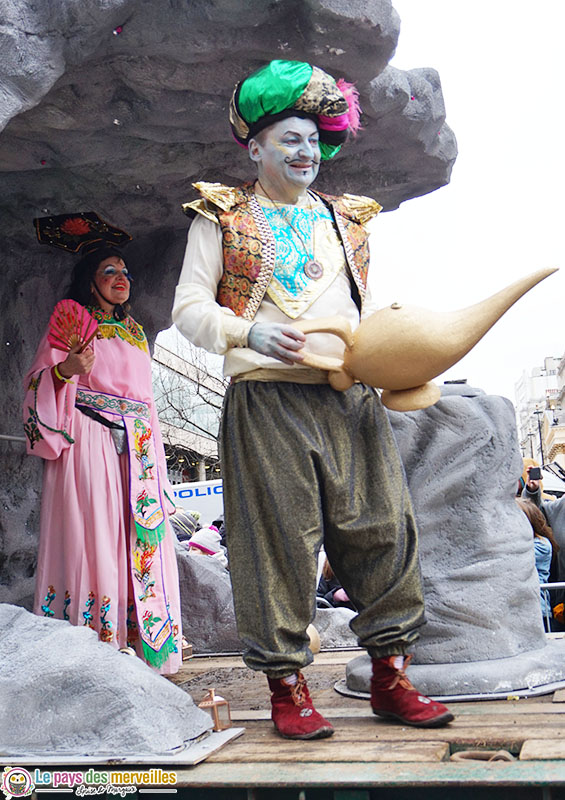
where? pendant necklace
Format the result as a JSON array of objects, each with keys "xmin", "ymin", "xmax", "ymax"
[{"xmin": 256, "ymin": 181, "xmax": 324, "ymax": 281}]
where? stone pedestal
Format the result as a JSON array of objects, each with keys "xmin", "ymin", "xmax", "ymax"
[{"xmin": 343, "ymin": 385, "xmax": 565, "ymax": 699}]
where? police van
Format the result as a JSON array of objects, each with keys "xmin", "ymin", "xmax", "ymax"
[{"xmin": 171, "ymin": 478, "xmax": 224, "ymax": 526}]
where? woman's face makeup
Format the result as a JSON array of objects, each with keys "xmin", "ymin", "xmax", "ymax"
[{"xmin": 92, "ymin": 256, "xmax": 131, "ymax": 308}]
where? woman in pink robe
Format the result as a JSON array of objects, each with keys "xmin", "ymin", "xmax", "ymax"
[{"xmin": 23, "ymin": 244, "xmax": 182, "ymax": 674}]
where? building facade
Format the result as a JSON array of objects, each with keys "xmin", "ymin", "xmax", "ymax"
[{"xmin": 515, "ymin": 356, "xmax": 563, "ymax": 467}]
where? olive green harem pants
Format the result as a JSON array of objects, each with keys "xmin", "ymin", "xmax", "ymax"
[{"xmin": 219, "ymin": 380, "xmax": 425, "ymax": 678}]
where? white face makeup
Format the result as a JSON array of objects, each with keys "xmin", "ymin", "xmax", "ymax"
[
  {"xmin": 249, "ymin": 116, "xmax": 321, "ymax": 201},
  {"xmin": 92, "ymin": 256, "xmax": 131, "ymax": 309}
]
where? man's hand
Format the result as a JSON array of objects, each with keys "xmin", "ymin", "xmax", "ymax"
[
  {"xmin": 248, "ymin": 323, "xmax": 306, "ymax": 366},
  {"xmin": 526, "ymin": 465, "xmax": 541, "ymax": 493}
]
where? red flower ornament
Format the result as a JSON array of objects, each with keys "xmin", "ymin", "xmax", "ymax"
[{"xmin": 60, "ymin": 217, "xmax": 92, "ymax": 236}]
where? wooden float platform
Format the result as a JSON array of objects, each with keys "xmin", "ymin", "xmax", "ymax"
[{"xmin": 167, "ymin": 649, "xmax": 565, "ymax": 797}]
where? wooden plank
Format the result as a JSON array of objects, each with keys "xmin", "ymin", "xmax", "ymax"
[
  {"xmin": 206, "ymin": 739, "xmax": 450, "ymax": 763},
  {"xmin": 170, "ymin": 659, "xmax": 563, "ymax": 716},
  {"xmin": 236, "ymin": 714, "xmax": 565, "ymax": 732},
  {"xmin": 166, "ymin": 650, "xmax": 565, "ymax": 771},
  {"xmin": 444, "ymin": 702, "xmax": 565, "ymax": 715},
  {"xmin": 230, "ymin": 702, "xmax": 565, "ymax": 721},
  {"xmin": 520, "ymin": 739, "xmax": 565, "ymax": 760},
  {"xmin": 166, "ymin": 656, "xmax": 247, "ymax": 684},
  {"xmin": 222, "ymin": 718, "xmax": 565, "ymax": 754},
  {"xmin": 173, "ymin": 760, "xmax": 565, "ymax": 787},
  {"xmin": 313, "ymin": 715, "xmax": 565, "ymax": 733},
  {"xmin": 311, "ymin": 651, "xmax": 363, "ymax": 664}
]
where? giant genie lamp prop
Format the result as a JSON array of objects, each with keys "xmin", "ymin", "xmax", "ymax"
[{"xmin": 292, "ymin": 267, "xmax": 558, "ymax": 411}]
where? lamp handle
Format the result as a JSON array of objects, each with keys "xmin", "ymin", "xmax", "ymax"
[{"xmin": 292, "ymin": 315, "xmax": 353, "ymax": 372}]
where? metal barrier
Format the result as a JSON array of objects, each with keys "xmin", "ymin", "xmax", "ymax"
[
  {"xmin": 539, "ymin": 581, "xmax": 565, "ymax": 630},
  {"xmin": 0, "ymin": 433, "xmax": 26, "ymax": 443}
]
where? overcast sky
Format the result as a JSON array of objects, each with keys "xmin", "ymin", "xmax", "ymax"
[{"xmin": 368, "ymin": 0, "xmax": 565, "ymax": 403}]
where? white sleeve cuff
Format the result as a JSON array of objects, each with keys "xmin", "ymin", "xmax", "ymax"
[{"xmin": 222, "ymin": 311, "xmax": 254, "ymax": 348}]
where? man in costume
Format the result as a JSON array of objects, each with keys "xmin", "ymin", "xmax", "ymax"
[{"xmin": 173, "ymin": 60, "xmax": 453, "ymax": 736}]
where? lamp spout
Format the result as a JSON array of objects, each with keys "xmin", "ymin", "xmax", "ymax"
[{"xmin": 292, "ymin": 266, "xmax": 559, "ymax": 410}]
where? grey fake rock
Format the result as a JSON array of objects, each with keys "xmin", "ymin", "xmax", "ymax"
[
  {"xmin": 344, "ymin": 385, "xmax": 565, "ymax": 698},
  {"xmin": 0, "ymin": 444, "xmax": 40, "ymax": 612},
  {"xmin": 345, "ymin": 638, "xmax": 565, "ymax": 700},
  {"xmin": 392, "ymin": 384, "xmax": 545, "ymax": 664},
  {"xmin": 0, "ymin": 0, "xmax": 456, "ymax": 246},
  {"xmin": 364, "ymin": 65, "xmax": 455, "ymax": 211},
  {"xmin": 0, "ymin": 603, "xmax": 212, "ymax": 756},
  {"xmin": 314, "ymin": 606, "xmax": 357, "ymax": 649},
  {"xmin": 0, "ymin": 0, "xmax": 131, "ymax": 131},
  {"xmin": 175, "ymin": 541, "xmax": 242, "ymax": 654}
]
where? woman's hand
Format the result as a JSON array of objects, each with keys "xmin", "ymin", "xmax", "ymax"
[
  {"xmin": 57, "ymin": 344, "xmax": 95, "ymax": 379},
  {"xmin": 248, "ymin": 322, "xmax": 306, "ymax": 366}
]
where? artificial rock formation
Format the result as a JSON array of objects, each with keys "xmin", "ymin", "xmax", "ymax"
[
  {"xmin": 175, "ymin": 542, "xmax": 241, "ymax": 654},
  {"xmin": 0, "ymin": 0, "xmax": 456, "ymax": 246},
  {"xmin": 314, "ymin": 606, "xmax": 357, "ymax": 649},
  {"xmin": 0, "ymin": 0, "xmax": 457, "ymax": 612},
  {"xmin": 395, "ymin": 385, "xmax": 544, "ymax": 665},
  {"xmin": 0, "ymin": 603, "xmax": 212, "ymax": 756}
]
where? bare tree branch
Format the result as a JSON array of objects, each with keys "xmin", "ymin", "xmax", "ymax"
[{"xmin": 151, "ymin": 329, "xmax": 228, "ymax": 460}]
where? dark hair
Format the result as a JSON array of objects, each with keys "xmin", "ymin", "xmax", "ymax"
[
  {"xmin": 64, "ymin": 246, "xmax": 131, "ymax": 318},
  {"xmin": 516, "ymin": 498, "xmax": 560, "ymax": 552}
]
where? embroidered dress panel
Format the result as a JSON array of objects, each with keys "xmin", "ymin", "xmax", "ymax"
[
  {"xmin": 88, "ymin": 306, "xmax": 149, "ymax": 354},
  {"xmin": 76, "ymin": 388, "xmax": 150, "ymax": 420},
  {"xmin": 257, "ymin": 195, "xmax": 347, "ymax": 319},
  {"xmin": 75, "ymin": 388, "xmax": 166, "ymax": 546}
]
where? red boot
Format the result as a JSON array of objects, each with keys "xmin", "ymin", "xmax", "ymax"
[
  {"xmin": 371, "ymin": 655, "xmax": 454, "ymax": 728},
  {"xmin": 267, "ymin": 672, "xmax": 334, "ymax": 740}
]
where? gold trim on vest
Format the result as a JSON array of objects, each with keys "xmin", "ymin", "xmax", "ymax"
[
  {"xmin": 333, "ymin": 210, "xmax": 366, "ymax": 306},
  {"xmin": 245, "ymin": 193, "xmax": 277, "ymax": 320}
]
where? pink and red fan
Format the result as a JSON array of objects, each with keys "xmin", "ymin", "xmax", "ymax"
[{"xmin": 47, "ymin": 299, "xmax": 98, "ymax": 353}]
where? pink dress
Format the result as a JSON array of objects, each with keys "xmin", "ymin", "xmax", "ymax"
[{"xmin": 23, "ymin": 307, "xmax": 182, "ymax": 675}]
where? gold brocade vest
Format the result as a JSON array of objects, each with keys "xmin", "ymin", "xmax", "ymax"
[{"xmin": 182, "ymin": 182, "xmax": 382, "ymax": 321}]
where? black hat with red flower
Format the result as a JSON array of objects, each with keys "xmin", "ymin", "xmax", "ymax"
[{"xmin": 33, "ymin": 211, "xmax": 131, "ymax": 254}]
